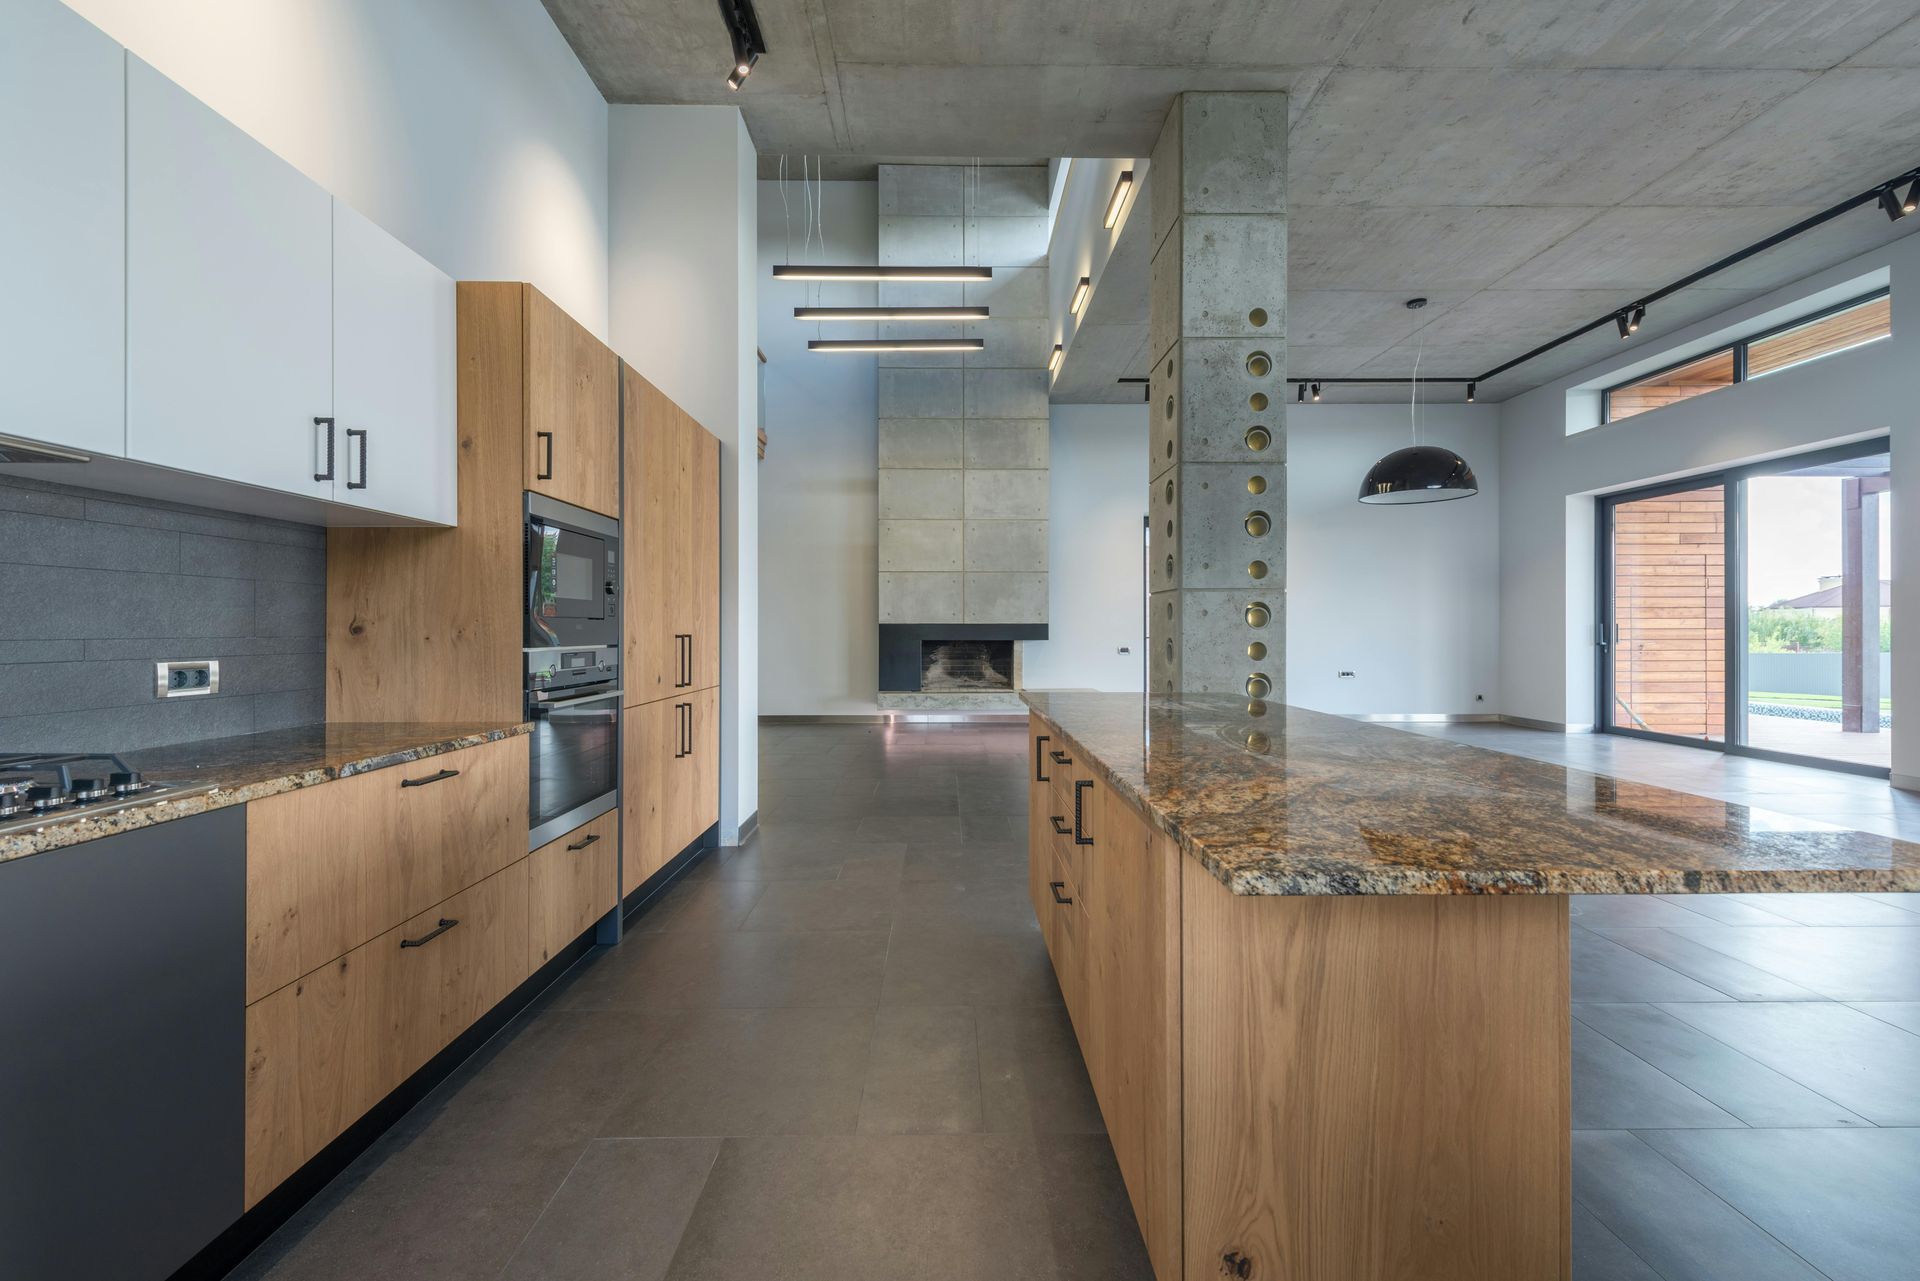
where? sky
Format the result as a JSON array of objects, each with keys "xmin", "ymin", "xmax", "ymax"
[{"xmin": 1747, "ymin": 474, "xmax": 1892, "ymax": 609}]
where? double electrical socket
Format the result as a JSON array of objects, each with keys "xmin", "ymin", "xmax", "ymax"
[{"xmin": 155, "ymin": 660, "xmax": 220, "ymax": 699}]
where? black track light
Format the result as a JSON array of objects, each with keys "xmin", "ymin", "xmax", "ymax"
[
  {"xmin": 717, "ymin": 0, "xmax": 766, "ymax": 90},
  {"xmin": 1879, "ymin": 186, "xmax": 1908, "ymax": 220},
  {"xmin": 1615, "ymin": 310, "xmax": 1633, "ymax": 339},
  {"xmin": 1904, "ymin": 178, "xmax": 1920, "ymax": 216},
  {"xmin": 1628, "ymin": 305, "xmax": 1645, "ymax": 334},
  {"xmin": 1311, "ymin": 382, "xmax": 1322, "ymax": 402},
  {"xmin": 1296, "ymin": 382, "xmax": 1306, "ymax": 403},
  {"xmin": 1466, "ymin": 381, "xmax": 1476, "ymax": 403}
]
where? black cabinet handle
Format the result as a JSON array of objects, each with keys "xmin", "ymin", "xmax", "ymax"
[
  {"xmin": 566, "ymin": 833, "xmax": 601, "ymax": 851},
  {"xmin": 537, "ymin": 430, "xmax": 554, "ymax": 480},
  {"xmin": 401, "ymin": 768, "xmax": 460, "ymax": 788},
  {"xmin": 313, "ymin": 416, "xmax": 335, "ymax": 482},
  {"xmin": 346, "ymin": 427, "xmax": 368, "ymax": 490},
  {"xmin": 1050, "ymin": 816, "xmax": 1070, "ymax": 835},
  {"xmin": 400, "ymin": 917, "xmax": 459, "ymax": 948},
  {"xmin": 1048, "ymin": 881, "xmax": 1072, "ymax": 906},
  {"xmin": 1074, "ymin": 780, "xmax": 1094, "ymax": 846},
  {"xmin": 1050, "ymin": 749, "xmax": 1071, "ymax": 765},
  {"xmin": 683, "ymin": 701, "xmax": 693, "ymax": 755},
  {"xmin": 1034, "ymin": 734, "xmax": 1050, "ymax": 782}
]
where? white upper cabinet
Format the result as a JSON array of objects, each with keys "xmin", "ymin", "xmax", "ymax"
[
  {"xmin": 333, "ymin": 202, "xmax": 457, "ymax": 525},
  {"xmin": 0, "ymin": 0, "xmax": 126, "ymax": 457},
  {"xmin": 126, "ymin": 56, "xmax": 334, "ymax": 500}
]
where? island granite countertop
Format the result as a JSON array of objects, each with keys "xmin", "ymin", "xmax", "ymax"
[
  {"xmin": 0, "ymin": 721, "xmax": 531, "ymax": 864},
  {"xmin": 1023, "ymin": 691, "xmax": 1920, "ymax": 896}
]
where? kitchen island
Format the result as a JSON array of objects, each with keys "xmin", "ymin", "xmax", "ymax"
[{"xmin": 1022, "ymin": 692, "xmax": 1918, "ymax": 1281}]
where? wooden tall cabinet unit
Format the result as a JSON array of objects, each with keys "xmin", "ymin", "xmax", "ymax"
[
  {"xmin": 621, "ymin": 365, "xmax": 722, "ymax": 897},
  {"xmin": 327, "ymin": 282, "xmax": 618, "ymax": 721}
]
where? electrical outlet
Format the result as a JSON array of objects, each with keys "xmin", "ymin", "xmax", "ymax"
[
  {"xmin": 1337, "ymin": 670, "xmax": 1356, "ymax": 679},
  {"xmin": 155, "ymin": 660, "xmax": 220, "ymax": 699}
]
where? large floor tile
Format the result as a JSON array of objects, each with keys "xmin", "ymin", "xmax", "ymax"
[
  {"xmin": 893, "ymin": 875, "xmax": 1042, "ymax": 933},
  {"xmin": 1724, "ymin": 893, "xmax": 1920, "ymax": 927},
  {"xmin": 1573, "ymin": 1130, "xmax": 1825, "ymax": 1281},
  {"xmin": 500, "ymin": 1137, "xmax": 720, "ymax": 1281},
  {"xmin": 1575, "ymin": 1003, "xmax": 1868, "ymax": 1127},
  {"xmin": 1571, "ymin": 1021, "xmax": 1741, "ymax": 1130},
  {"xmin": 600, "ymin": 1006, "xmax": 876, "ymax": 1136},
  {"xmin": 631, "ymin": 875, "xmax": 767, "ymax": 932},
  {"xmin": 976, "ymin": 1004, "xmax": 1105, "ymax": 1135},
  {"xmin": 551, "ymin": 927, "xmax": 891, "ymax": 1009},
  {"xmin": 1592, "ymin": 927, "xmax": 1826, "ymax": 1002},
  {"xmin": 1654, "ymin": 893, "xmax": 1801, "ymax": 926},
  {"xmin": 1033, "ymin": 1135, "xmax": 1156, "ymax": 1281},
  {"xmin": 1572, "ymin": 928, "xmax": 1735, "ymax": 1002},
  {"xmin": 883, "ymin": 925, "xmax": 1062, "ymax": 1006},
  {"xmin": 1572, "ymin": 1201, "xmax": 1663, "ymax": 1281},
  {"xmin": 1848, "ymin": 1000, "xmax": 1920, "ymax": 1034},
  {"xmin": 1640, "ymin": 1127, "xmax": 1920, "ymax": 1281},
  {"xmin": 743, "ymin": 879, "xmax": 899, "ymax": 931},
  {"xmin": 1571, "ymin": 895, "xmax": 1727, "ymax": 927},
  {"xmin": 1665, "ymin": 925, "xmax": 1920, "ymax": 1000},
  {"xmin": 662, "ymin": 1135, "xmax": 1062, "ymax": 1281},
  {"xmin": 857, "ymin": 1005, "xmax": 985, "ymax": 1134},
  {"xmin": 1656, "ymin": 1001, "xmax": 1920, "ymax": 1124}
]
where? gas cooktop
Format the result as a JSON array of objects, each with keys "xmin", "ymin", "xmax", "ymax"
[{"xmin": 0, "ymin": 752, "xmax": 214, "ymax": 836}]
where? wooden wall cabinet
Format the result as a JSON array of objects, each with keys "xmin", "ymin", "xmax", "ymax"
[
  {"xmin": 524, "ymin": 285, "xmax": 618, "ymax": 518},
  {"xmin": 1025, "ymin": 716, "xmax": 1572, "ymax": 1281}
]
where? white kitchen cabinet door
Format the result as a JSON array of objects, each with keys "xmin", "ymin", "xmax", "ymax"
[
  {"xmin": 332, "ymin": 201, "xmax": 457, "ymax": 525},
  {"xmin": 0, "ymin": 0, "xmax": 125, "ymax": 457},
  {"xmin": 126, "ymin": 57, "xmax": 332, "ymax": 499}
]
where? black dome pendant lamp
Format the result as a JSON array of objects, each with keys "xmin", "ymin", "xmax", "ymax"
[{"xmin": 1357, "ymin": 329, "xmax": 1478, "ymax": 505}]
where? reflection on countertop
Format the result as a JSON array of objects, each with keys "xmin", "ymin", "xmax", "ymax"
[
  {"xmin": 1022, "ymin": 691, "xmax": 1920, "ymax": 897},
  {"xmin": 0, "ymin": 721, "xmax": 531, "ymax": 864}
]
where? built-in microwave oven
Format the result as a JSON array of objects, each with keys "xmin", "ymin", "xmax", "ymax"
[{"xmin": 525, "ymin": 493, "xmax": 619, "ymax": 650}]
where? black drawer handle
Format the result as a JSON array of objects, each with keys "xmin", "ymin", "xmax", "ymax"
[
  {"xmin": 1074, "ymin": 779, "xmax": 1094, "ymax": 846},
  {"xmin": 566, "ymin": 833, "xmax": 601, "ymax": 851},
  {"xmin": 401, "ymin": 768, "xmax": 460, "ymax": 788},
  {"xmin": 1050, "ymin": 749, "xmax": 1071, "ymax": 765},
  {"xmin": 346, "ymin": 426, "xmax": 368, "ymax": 490},
  {"xmin": 537, "ymin": 430, "xmax": 554, "ymax": 480},
  {"xmin": 1049, "ymin": 881, "xmax": 1072, "ymax": 906},
  {"xmin": 400, "ymin": 917, "xmax": 460, "ymax": 948},
  {"xmin": 1050, "ymin": 816, "xmax": 1071, "ymax": 834},
  {"xmin": 313, "ymin": 416, "xmax": 335, "ymax": 481},
  {"xmin": 1034, "ymin": 734, "xmax": 1050, "ymax": 782}
]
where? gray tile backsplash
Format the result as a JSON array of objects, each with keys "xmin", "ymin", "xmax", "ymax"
[{"xmin": 0, "ymin": 474, "xmax": 326, "ymax": 752}]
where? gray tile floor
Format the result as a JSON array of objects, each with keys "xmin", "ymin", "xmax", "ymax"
[{"xmin": 233, "ymin": 721, "xmax": 1920, "ymax": 1281}]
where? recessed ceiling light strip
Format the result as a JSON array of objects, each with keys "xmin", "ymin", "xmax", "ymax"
[
  {"xmin": 794, "ymin": 306, "xmax": 989, "ymax": 321},
  {"xmin": 773, "ymin": 265, "xmax": 993, "ymax": 282},
  {"xmin": 808, "ymin": 339, "xmax": 985, "ymax": 353}
]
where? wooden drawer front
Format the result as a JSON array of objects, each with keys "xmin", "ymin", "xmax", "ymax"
[
  {"xmin": 528, "ymin": 810, "xmax": 617, "ymax": 968},
  {"xmin": 622, "ymin": 694, "xmax": 679, "ymax": 897},
  {"xmin": 246, "ymin": 734, "xmax": 528, "ymax": 1003},
  {"xmin": 684, "ymin": 685, "xmax": 720, "ymax": 847},
  {"xmin": 244, "ymin": 859, "xmax": 529, "ymax": 1207},
  {"xmin": 1045, "ymin": 842, "xmax": 1088, "ymax": 1029}
]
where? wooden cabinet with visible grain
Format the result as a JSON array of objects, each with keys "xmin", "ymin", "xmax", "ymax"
[
  {"xmin": 528, "ymin": 810, "xmax": 618, "ymax": 969},
  {"xmin": 524, "ymin": 284, "xmax": 618, "ymax": 518},
  {"xmin": 244, "ymin": 857, "xmax": 530, "ymax": 1208},
  {"xmin": 245, "ymin": 734, "xmax": 527, "ymax": 1003},
  {"xmin": 621, "ymin": 686, "xmax": 720, "ymax": 898}
]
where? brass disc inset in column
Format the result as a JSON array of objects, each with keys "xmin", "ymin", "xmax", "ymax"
[
  {"xmin": 1245, "ymin": 601, "xmax": 1270, "ymax": 627},
  {"xmin": 1244, "ymin": 510, "xmax": 1271, "ymax": 537},
  {"xmin": 1245, "ymin": 426, "xmax": 1271, "ymax": 451},
  {"xmin": 1245, "ymin": 672, "xmax": 1271, "ymax": 698},
  {"xmin": 1247, "ymin": 560, "xmax": 1269, "ymax": 579}
]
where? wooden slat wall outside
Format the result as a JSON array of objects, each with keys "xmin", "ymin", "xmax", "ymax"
[{"xmin": 1611, "ymin": 489, "xmax": 1724, "ymax": 738}]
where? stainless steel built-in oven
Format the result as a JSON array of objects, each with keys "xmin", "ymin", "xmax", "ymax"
[
  {"xmin": 525, "ymin": 493, "xmax": 621, "ymax": 850},
  {"xmin": 526, "ymin": 493, "xmax": 619, "ymax": 650}
]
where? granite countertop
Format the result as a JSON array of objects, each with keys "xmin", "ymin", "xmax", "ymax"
[
  {"xmin": 1023, "ymin": 691, "xmax": 1920, "ymax": 897},
  {"xmin": 0, "ymin": 721, "xmax": 531, "ymax": 863}
]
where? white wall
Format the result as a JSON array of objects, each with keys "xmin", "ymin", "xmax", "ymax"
[
  {"xmin": 757, "ymin": 181, "xmax": 882, "ymax": 716},
  {"xmin": 1287, "ymin": 403, "xmax": 1504, "ymax": 716},
  {"xmin": 1023, "ymin": 404, "xmax": 1149, "ymax": 692},
  {"xmin": 610, "ymin": 105, "xmax": 759, "ymax": 836},
  {"xmin": 1497, "ymin": 234, "xmax": 1917, "ymax": 781},
  {"xmin": 64, "ymin": 0, "xmax": 610, "ymax": 336}
]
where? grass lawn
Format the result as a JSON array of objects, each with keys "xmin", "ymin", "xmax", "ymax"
[{"xmin": 1750, "ymin": 691, "xmax": 1893, "ymax": 712}]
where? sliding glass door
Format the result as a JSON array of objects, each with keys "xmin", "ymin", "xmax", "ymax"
[{"xmin": 1599, "ymin": 439, "xmax": 1892, "ymax": 776}]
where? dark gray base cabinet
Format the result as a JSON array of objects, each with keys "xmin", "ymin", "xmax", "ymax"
[{"xmin": 0, "ymin": 808, "xmax": 245, "ymax": 1281}]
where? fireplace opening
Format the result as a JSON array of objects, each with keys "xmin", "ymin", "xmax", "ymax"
[{"xmin": 920, "ymin": 639, "xmax": 1014, "ymax": 691}]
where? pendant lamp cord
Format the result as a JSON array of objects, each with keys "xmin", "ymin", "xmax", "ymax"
[{"xmin": 1409, "ymin": 332, "xmax": 1424, "ymax": 447}]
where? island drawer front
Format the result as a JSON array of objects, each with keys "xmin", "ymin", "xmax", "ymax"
[
  {"xmin": 1044, "ymin": 839, "xmax": 1088, "ymax": 1030},
  {"xmin": 528, "ymin": 809, "xmax": 618, "ymax": 969},
  {"xmin": 244, "ymin": 857, "xmax": 530, "ymax": 1207},
  {"xmin": 246, "ymin": 733, "xmax": 528, "ymax": 1002}
]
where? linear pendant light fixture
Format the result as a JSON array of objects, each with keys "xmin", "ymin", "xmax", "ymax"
[
  {"xmin": 808, "ymin": 338, "xmax": 983, "ymax": 353},
  {"xmin": 1104, "ymin": 169, "xmax": 1135, "ymax": 229},
  {"xmin": 793, "ymin": 306, "xmax": 989, "ymax": 321},
  {"xmin": 772, "ymin": 265, "xmax": 993, "ymax": 282}
]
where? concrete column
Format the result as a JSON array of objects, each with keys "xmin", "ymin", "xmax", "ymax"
[{"xmin": 1146, "ymin": 93, "xmax": 1288, "ymax": 701}]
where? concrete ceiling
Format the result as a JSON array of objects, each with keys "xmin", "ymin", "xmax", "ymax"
[{"xmin": 545, "ymin": 0, "xmax": 1920, "ymax": 398}]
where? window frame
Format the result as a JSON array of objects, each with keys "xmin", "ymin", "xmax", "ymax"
[{"xmin": 1600, "ymin": 287, "xmax": 1891, "ymax": 425}]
